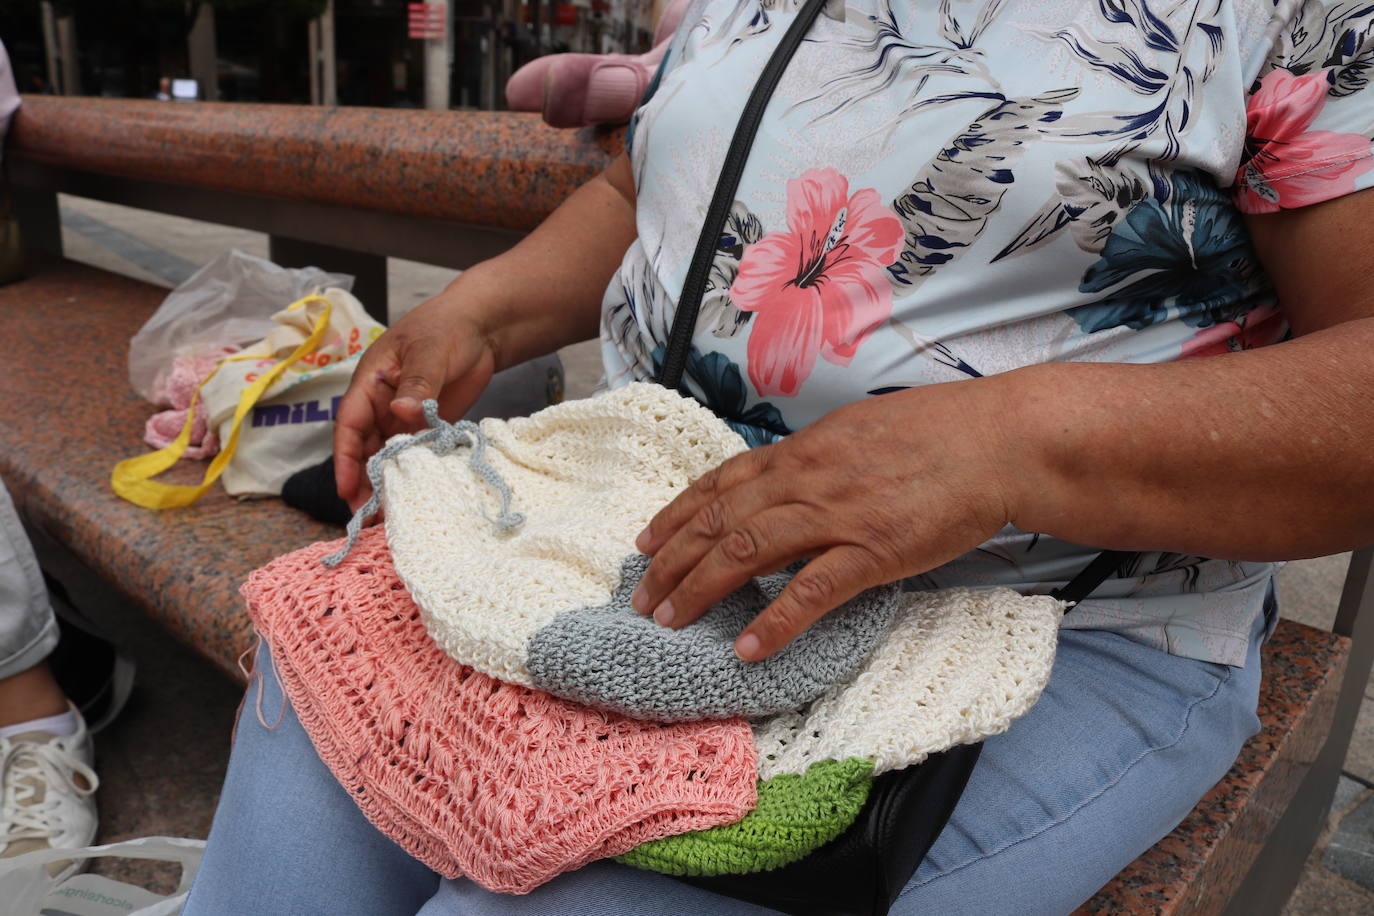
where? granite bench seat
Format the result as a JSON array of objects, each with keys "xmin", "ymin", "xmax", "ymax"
[
  {"xmin": 0, "ymin": 256, "xmax": 336, "ymax": 679},
  {"xmin": 0, "ymin": 251, "xmax": 1358, "ymax": 913}
]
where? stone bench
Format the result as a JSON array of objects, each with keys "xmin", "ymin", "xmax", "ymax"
[
  {"xmin": 2, "ymin": 95, "xmax": 1370, "ymax": 915},
  {"xmin": 4, "ymin": 94, "xmax": 617, "ymax": 676}
]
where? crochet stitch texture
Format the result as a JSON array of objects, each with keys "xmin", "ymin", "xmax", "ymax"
[
  {"xmin": 290, "ymin": 382, "xmax": 1065, "ymax": 882},
  {"xmin": 752, "ymin": 586, "xmax": 1063, "ymax": 780},
  {"xmin": 528, "ymin": 554, "xmax": 902, "ymax": 721},
  {"xmin": 244, "ymin": 528, "xmax": 759, "ymax": 894},
  {"xmin": 381, "ymin": 382, "xmax": 750, "ymax": 688},
  {"xmin": 615, "ymin": 757, "xmax": 874, "ymax": 876},
  {"xmin": 618, "ymin": 586, "xmax": 1062, "ymax": 876}
]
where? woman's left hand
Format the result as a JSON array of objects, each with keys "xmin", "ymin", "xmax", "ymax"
[{"xmin": 630, "ymin": 379, "xmax": 1020, "ymax": 662}]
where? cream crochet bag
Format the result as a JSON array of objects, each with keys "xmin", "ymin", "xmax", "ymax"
[
  {"xmin": 318, "ymin": 380, "xmax": 1066, "ymax": 899},
  {"xmin": 325, "ymin": 379, "xmax": 1063, "ymax": 755}
]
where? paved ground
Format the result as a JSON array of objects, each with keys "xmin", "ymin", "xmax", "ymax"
[{"xmin": 44, "ymin": 196, "xmax": 1374, "ymax": 911}]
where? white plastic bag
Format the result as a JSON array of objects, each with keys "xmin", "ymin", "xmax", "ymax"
[
  {"xmin": 128, "ymin": 249, "xmax": 353, "ymax": 402},
  {"xmin": 0, "ymin": 835, "xmax": 204, "ymax": 916},
  {"xmin": 112, "ymin": 289, "xmax": 385, "ymax": 505}
]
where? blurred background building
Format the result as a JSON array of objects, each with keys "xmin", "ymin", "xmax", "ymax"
[{"xmin": 0, "ymin": 0, "xmax": 660, "ymax": 110}]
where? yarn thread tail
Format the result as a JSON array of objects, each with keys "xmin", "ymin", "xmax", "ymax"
[{"xmin": 322, "ymin": 398, "xmax": 522, "ymax": 567}]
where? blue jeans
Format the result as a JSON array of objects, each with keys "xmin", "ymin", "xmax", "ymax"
[{"xmin": 185, "ymin": 610, "xmax": 1267, "ymax": 916}]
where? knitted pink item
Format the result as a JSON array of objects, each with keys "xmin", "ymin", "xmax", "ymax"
[
  {"xmin": 150, "ymin": 349, "xmax": 234, "ymax": 409},
  {"xmin": 505, "ymin": 0, "xmax": 690, "ymax": 128},
  {"xmin": 144, "ymin": 409, "xmax": 218, "ymax": 458},
  {"xmin": 243, "ymin": 527, "xmax": 757, "ymax": 894},
  {"xmin": 143, "ymin": 348, "xmax": 237, "ymax": 456}
]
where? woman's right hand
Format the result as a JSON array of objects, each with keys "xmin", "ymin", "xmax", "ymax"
[
  {"xmin": 332, "ymin": 152, "xmax": 641, "ymax": 510},
  {"xmin": 333, "ymin": 292, "xmax": 499, "ymax": 510}
]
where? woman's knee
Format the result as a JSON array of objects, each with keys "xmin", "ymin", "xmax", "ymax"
[{"xmin": 896, "ymin": 626, "xmax": 1264, "ymax": 916}]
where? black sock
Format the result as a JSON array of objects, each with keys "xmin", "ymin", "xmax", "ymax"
[{"xmin": 281, "ymin": 456, "xmax": 353, "ymax": 526}]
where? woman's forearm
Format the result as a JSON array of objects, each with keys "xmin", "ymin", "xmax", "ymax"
[
  {"xmin": 446, "ymin": 154, "xmax": 639, "ymax": 371},
  {"xmin": 1004, "ymin": 316, "xmax": 1374, "ymax": 560}
]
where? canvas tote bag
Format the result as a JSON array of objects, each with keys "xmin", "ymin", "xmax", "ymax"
[{"xmin": 112, "ymin": 289, "xmax": 384, "ymax": 508}]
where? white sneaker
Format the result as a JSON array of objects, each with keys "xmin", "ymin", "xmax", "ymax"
[{"xmin": 0, "ymin": 704, "xmax": 99, "ymax": 881}]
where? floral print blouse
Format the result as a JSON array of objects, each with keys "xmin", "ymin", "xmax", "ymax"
[{"xmin": 598, "ymin": 0, "xmax": 1374, "ymax": 666}]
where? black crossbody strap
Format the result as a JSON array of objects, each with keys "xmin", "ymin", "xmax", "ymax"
[
  {"xmin": 1051, "ymin": 549, "xmax": 1139, "ymax": 607},
  {"xmin": 647, "ymin": 0, "xmax": 1135, "ymax": 609},
  {"xmin": 655, "ymin": 0, "xmax": 831, "ymax": 389}
]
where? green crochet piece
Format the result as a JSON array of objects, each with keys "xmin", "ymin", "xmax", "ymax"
[{"xmin": 616, "ymin": 757, "xmax": 874, "ymax": 876}]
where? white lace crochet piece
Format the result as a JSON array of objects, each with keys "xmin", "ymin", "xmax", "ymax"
[
  {"xmin": 382, "ymin": 383, "xmax": 749, "ymax": 686},
  {"xmin": 752, "ymin": 587, "xmax": 1064, "ymax": 780}
]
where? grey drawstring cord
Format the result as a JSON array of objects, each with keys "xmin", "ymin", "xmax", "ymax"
[{"xmin": 321, "ymin": 399, "xmax": 524, "ymax": 567}]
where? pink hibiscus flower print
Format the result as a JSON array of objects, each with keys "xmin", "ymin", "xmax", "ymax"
[
  {"xmin": 729, "ymin": 168, "xmax": 903, "ymax": 397},
  {"xmin": 1235, "ymin": 68, "xmax": 1374, "ymax": 214},
  {"xmin": 1180, "ymin": 305, "xmax": 1287, "ymax": 359}
]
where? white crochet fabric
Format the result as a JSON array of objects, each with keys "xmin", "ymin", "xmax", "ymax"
[
  {"xmin": 382, "ymin": 382, "xmax": 749, "ymax": 686},
  {"xmin": 752, "ymin": 587, "xmax": 1064, "ymax": 780}
]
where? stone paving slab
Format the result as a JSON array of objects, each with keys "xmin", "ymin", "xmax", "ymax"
[
  {"xmin": 1332, "ymin": 774, "xmax": 1373, "ymax": 821},
  {"xmin": 1324, "ymin": 788, "xmax": 1374, "ymax": 891},
  {"xmin": 1281, "ymin": 861, "xmax": 1374, "ymax": 916}
]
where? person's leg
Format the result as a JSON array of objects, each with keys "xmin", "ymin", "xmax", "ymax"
[
  {"xmin": 414, "ymin": 609, "xmax": 1266, "ymax": 916},
  {"xmin": 1, "ymin": 475, "xmax": 96, "ymax": 876},
  {"xmin": 893, "ymin": 609, "xmax": 1268, "ymax": 915},
  {"xmin": 183, "ymin": 641, "xmax": 441, "ymax": 916},
  {"xmin": 417, "ymin": 857, "xmax": 777, "ymax": 916},
  {"xmin": 0, "ymin": 476, "xmax": 63, "ymax": 720}
]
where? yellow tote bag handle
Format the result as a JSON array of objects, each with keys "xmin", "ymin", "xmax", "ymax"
[{"xmin": 111, "ymin": 294, "xmax": 334, "ymax": 510}]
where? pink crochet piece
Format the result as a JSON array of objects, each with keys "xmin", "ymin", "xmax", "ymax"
[
  {"xmin": 144, "ymin": 348, "xmax": 237, "ymax": 456},
  {"xmin": 144, "ymin": 409, "xmax": 218, "ymax": 458},
  {"xmin": 243, "ymin": 527, "xmax": 758, "ymax": 894},
  {"xmin": 150, "ymin": 349, "xmax": 233, "ymax": 408}
]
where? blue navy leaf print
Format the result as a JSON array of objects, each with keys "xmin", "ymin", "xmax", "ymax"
[
  {"xmin": 1197, "ymin": 23, "xmax": 1224, "ymax": 58},
  {"xmin": 1026, "ymin": 24, "xmax": 1171, "ymax": 94},
  {"xmin": 1006, "ymin": 2, "xmax": 1228, "ymax": 253},
  {"xmin": 652, "ymin": 346, "xmax": 790, "ymax": 447},
  {"xmin": 603, "ymin": 256, "xmax": 672, "ymax": 385},
  {"xmin": 994, "ymin": 157, "xmax": 1150, "ymax": 262},
  {"xmin": 869, "ymin": 326, "xmax": 984, "ymax": 382},
  {"xmin": 1315, "ymin": 3, "xmax": 1374, "ymax": 97},
  {"xmin": 707, "ymin": 0, "xmax": 845, "ymax": 47},
  {"xmin": 1067, "ymin": 171, "xmax": 1266, "ymax": 333},
  {"xmin": 1273, "ymin": 0, "xmax": 1374, "ymax": 92},
  {"xmin": 702, "ymin": 201, "xmax": 761, "ymax": 339},
  {"xmin": 795, "ymin": 0, "xmax": 1001, "ymax": 125},
  {"xmin": 1097, "ymin": 0, "xmax": 1179, "ymax": 53},
  {"xmin": 938, "ymin": 0, "xmax": 1008, "ymax": 50},
  {"xmin": 888, "ymin": 89, "xmax": 1079, "ymax": 287},
  {"xmin": 1025, "ymin": 0, "xmax": 1228, "ymax": 164}
]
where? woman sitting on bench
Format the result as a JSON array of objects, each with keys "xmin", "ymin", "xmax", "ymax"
[{"xmin": 186, "ymin": 1, "xmax": 1374, "ymax": 913}]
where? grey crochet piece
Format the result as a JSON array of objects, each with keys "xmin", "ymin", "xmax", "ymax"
[{"xmin": 526, "ymin": 553, "xmax": 901, "ymax": 722}]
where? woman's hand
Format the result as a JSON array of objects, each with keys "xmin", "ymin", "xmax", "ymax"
[
  {"xmin": 332, "ymin": 153, "xmax": 641, "ymax": 510},
  {"xmin": 333, "ymin": 292, "xmax": 499, "ymax": 510},
  {"xmin": 631, "ymin": 182, "xmax": 1374, "ymax": 663},
  {"xmin": 631, "ymin": 380, "xmax": 1018, "ymax": 662}
]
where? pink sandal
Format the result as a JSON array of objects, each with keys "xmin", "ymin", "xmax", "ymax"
[{"xmin": 506, "ymin": 0, "xmax": 690, "ymax": 128}]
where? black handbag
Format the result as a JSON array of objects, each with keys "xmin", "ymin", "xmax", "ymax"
[
  {"xmin": 672, "ymin": 559, "xmax": 1126, "ymax": 916},
  {"xmin": 652, "ymin": 2, "xmax": 1137, "ymax": 911}
]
